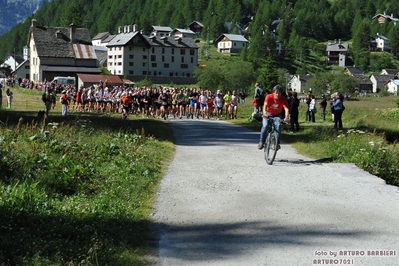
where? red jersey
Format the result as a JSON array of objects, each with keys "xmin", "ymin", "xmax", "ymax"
[{"xmin": 264, "ymin": 93, "xmax": 288, "ymax": 116}]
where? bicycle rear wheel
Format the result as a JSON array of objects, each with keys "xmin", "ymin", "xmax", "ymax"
[{"xmin": 264, "ymin": 132, "xmax": 278, "ymax": 165}]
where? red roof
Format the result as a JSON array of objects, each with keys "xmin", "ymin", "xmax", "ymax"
[{"xmin": 77, "ymin": 73, "xmax": 123, "ymax": 85}]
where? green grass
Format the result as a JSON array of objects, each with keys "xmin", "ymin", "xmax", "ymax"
[{"xmin": 0, "ymin": 86, "xmax": 174, "ymax": 265}]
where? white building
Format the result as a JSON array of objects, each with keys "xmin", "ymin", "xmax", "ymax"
[
  {"xmin": 370, "ymin": 33, "xmax": 390, "ymax": 51},
  {"xmin": 106, "ymin": 25, "xmax": 198, "ymax": 78},
  {"xmin": 214, "ymin": 34, "xmax": 249, "ymax": 53},
  {"xmin": 171, "ymin": 28, "xmax": 195, "ymax": 38},
  {"xmin": 385, "ymin": 79, "xmax": 399, "ymax": 94}
]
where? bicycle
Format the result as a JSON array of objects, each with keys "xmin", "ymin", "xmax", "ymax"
[{"xmin": 264, "ymin": 116, "xmax": 282, "ymax": 165}]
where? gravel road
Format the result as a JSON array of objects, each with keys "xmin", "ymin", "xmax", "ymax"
[{"xmin": 151, "ymin": 119, "xmax": 399, "ymax": 266}]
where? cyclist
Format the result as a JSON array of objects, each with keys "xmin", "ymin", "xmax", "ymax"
[{"xmin": 258, "ymin": 85, "xmax": 290, "ymax": 150}]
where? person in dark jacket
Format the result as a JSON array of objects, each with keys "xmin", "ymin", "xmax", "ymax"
[
  {"xmin": 289, "ymin": 91, "xmax": 300, "ymax": 133},
  {"xmin": 332, "ymin": 92, "xmax": 344, "ymax": 129},
  {"xmin": 319, "ymin": 95, "xmax": 327, "ymax": 121}
]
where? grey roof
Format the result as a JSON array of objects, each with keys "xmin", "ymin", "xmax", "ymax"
[
  {"xmin": 106, "ymin": 31, "xmax": 139, "ymax": 47},
  {"xmin": 215, "ymin": 34, "xmax": 249, "ymax": 43},
  {"xmin": 172, "ymin": 28, "xmax": 195, "ymax": 35},
  {"xmin": 381, "ymin": 69, "xmax": 398, "ymax": 75},
  {"xmin": 189, "ymin": 21, "xmax": 204, "ymax": 27},
  {"xmin": 103, "ymin": 34, "xmax": 116, "ymax": 42},
  {"xmin": 326, "ymin": 42, "xmax": 349, "ymax": 52},
  {"xmin": 92, "ymin": 32, "xmax": 110, "ymax": 40},
  {"xmin": 143, "ymin": 35, "xmax": 198, "ymax": 49},
  {"xmin": 372, "ymin": 13, "xmax": 399, "ymax": 22},
  {"xmin": 371, "ymin": 74, "xmax": 391, "ymax": 82},
  {"xmin": 152, "ymin": 26, "xmax": 173, "ymax": 32},
  {"xmin": 371, "ymin": 34, "xmax": 389, "ymax": 41},
  {"xmin": 107, "ymin": 31, "xmax": 198, "ymax": 49},
  {"xmin": 31, "ymin": 25, "xmax": 93, "ymax": 58},
  {"xmin": 345, "ymin": 67, "xmax": 364, "ymax": 77}
]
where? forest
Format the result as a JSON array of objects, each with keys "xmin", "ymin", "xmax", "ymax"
[{"xmin": 1, "ymin": 0, "xmax": 399, "ymax": 93}]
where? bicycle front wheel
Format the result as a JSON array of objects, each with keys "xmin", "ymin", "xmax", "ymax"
[{"xmin": 264, "ymin": 132, "xmax": 278, "ymax": 165}]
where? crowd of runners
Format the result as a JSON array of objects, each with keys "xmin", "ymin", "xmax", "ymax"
[{"xmin": 42, "ymin": 83, "xmax": 242, "ymax": 120}]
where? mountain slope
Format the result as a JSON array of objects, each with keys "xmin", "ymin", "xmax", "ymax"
[{"xmin": 0, "ymin": 0, "xmax": 48, "ymax": 36}]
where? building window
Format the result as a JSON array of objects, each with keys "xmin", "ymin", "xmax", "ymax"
[
  {"xmin": 190, "ymin": 49, "xmax": 195, "ymax": 55},
  {"xmin": 129, "ymin": 70, "xmax": 134, "ymax": 74},
  {"xmin": 152, "ymin": 63, "xmax": 157, "ymax": 67},
  {"xmin": 162, "ymin": 55, "xmax": 165, "ymax": 62},
  {"xmin": 152, "ymin": 47, "xmax": 155, "ymax": 53},
  {"xmin": 151, "ymin": 55, "xmax": 156, "ymax": 61},
  {"xmin": 171, "ymin": 56, "xmax": 174, "ymax": 62},
  {"xmin": 129, "ymin": 62, "xmax": 134, "ymax": 66},
  {"xmin": 109, "ymin": 62, "xmax": 113, "ymax": 66},
  {"xmin": 181, "ymin": 64, "xmax": 188, "ymax": 69},
  {"xmin": 108, "ymin": 55, "xmax": 112, "ymax": 59},
  {"xmin": 143, "ymin": 71, "xmax": 147, "ymax": 75},
  {"xmin": 169, "ymin": 72, "xmax": 173, "ymax": 76},
  {"xmin": 162, "ymin": 48, "xmax": 165, "ymax": 54},
  {"xmin": 191, "ymin": 57, "xmax": 194, "ymax": 63},
  {"xmin": 119, "ymin": 47, "xmax": 122, "ymax": 50},
  {"xmin": 181, "ymin": 57, "xmax": 184, "ymax": 63},
  {"xmin": 143, "ymin": 48, "xmax": 146, "ymax": 52},
  {"xmin": 164, "ymin": 63, "xmax": 169, "ymax": 68},
  {"xmin": 129, "ymin": 54, "xmax": 134, "ymax": 59},
  {"xmin": 180, "ymin": 49, "xmax": 185, "ymax": 55},
  {"xmin": 171, "ymin": 48, "xmax": 174, "ymax": 54},
  {"xmin": 143, "ymin": 62, "xmax": 146, "ymax": 67},
  {"xmin": 118, "ymin": 55, "xmax": 122, "ymax": 58},
  {"xmin": 143, "ymin": 55, "xmax": 147, "ymax": 59},
  {"xmin": 118, "ymin": 62, "xmax": 122, "ymax": 66},
  {"xmin": 118, "ymin": 70, "xmax": 121, "ymax": 73}
]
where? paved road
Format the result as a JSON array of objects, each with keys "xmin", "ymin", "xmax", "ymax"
[{"xmin": 151, "ymin": 119, "xmax": 399, "ymax": 266}]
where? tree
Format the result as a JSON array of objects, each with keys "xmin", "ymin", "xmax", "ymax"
[
  {"xmin": 256, "ymin": 56, "xmax": 279, "ymax": 93},
  {"xmin": 306, "ymin": 72, "xmax": 334, "ymax": 96},
  {"xmin": 60, "ymin": 2, "xmax": 83, "ymax": 27},
  {"xmin": 331, "ymin": 74, "xmax": 360, "ymax": 95},
  {"xmin": 388, "ymin": 24, "xmax": 399, "ymax": 57}
]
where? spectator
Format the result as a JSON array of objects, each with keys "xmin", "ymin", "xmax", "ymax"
[
  {"xmin": 6, "ymin": 88, "xmax": 13, "ymax": 109},
  {"xmin": 319, "ymin": 95, "xmax": 327, "ymax": 121},
  {"xmin": 333, "ymin": 92, "xmax": 345, "ymax": 129},
  {"xmin": 309, "ymin": 95, "xmax": 316, "ymax": 123},
  {"xmin": 42, "ymin": 87, "xmax": 56, "ymax": 116},
  {"xmin": 289, "ymin": 91, "xmax": 300, "ymax": 133},
  {"xmin": 239, "ymin": 90, "xmax": 246, "ymax": 104},
  {"xmin": 60, "ymin": 90, "xmax": 69, "ymax": 116}
]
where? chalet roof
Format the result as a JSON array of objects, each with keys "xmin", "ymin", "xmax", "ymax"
[
  {"xmin": 371, "ymin": 34, "xmax": 389, "ymax": 41},
  {"xmin": 215, "ymin": 34, "xmax": 249, "ymax": 43},
  {"xmin": 151, "ymin": 26, "xmax": 173, "ymax": 32},
  {"xmin": 371, "ymin": 74, "xmax": 391, "ymax": 82},
  {"xmin": 77, "ymin": 74, "xmax": 123, "ymax": 85},
  {"xmin": 30, "ymin": 23, "xmax": 94, "ymax": 59},
  {"xmin": 358, "ymin": 76, "xmax": 372, "ymax": 85},
  {"xmin": 189, "ymin": 21, "xmax": 204, "ymax": 28},
  {"xmin": 372, "ymin": 13, "xmax": 399, "ymax": 22},
  {"xmin": 144, "ymin": 35, "xmax": 198, "ymax": 48},
  {"xmin": 326, "ymin": 41, "xmax": 349, "ymax": 52},
  {"xmin": 103, "ymin": 34, "xmax": 116, "ymax": 43},
  {"xmin": 172, "ymin": 28, "xmax": 195, "ymax": 35},
  {"xmin": 92, "ymin": 32, "xmax": 110, "ymax": 41},
  {"xmin": 107, "ymin": 31, "xmax": 198, "ymax": 49},
  {"xmin": 5, "ymin": 54, "xmax": 25, "ymax": 64},
  {"xmin": 106, "ymin": 31, "xmax": 138, "ymax": 47},
  {"xmin": 345, "ymin": 67, "xmax": 364, "ymax": 77},
  {"xmin": 384, "ymin": 79, "xmax": 399, "ymax": 86},
  {"xmin": 15, "ymin": 60, "xmax": 29, "ymax": 71},
  {"xmin": 381, "ymin": 69, "xmax": 398, "ymax": 75}
]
